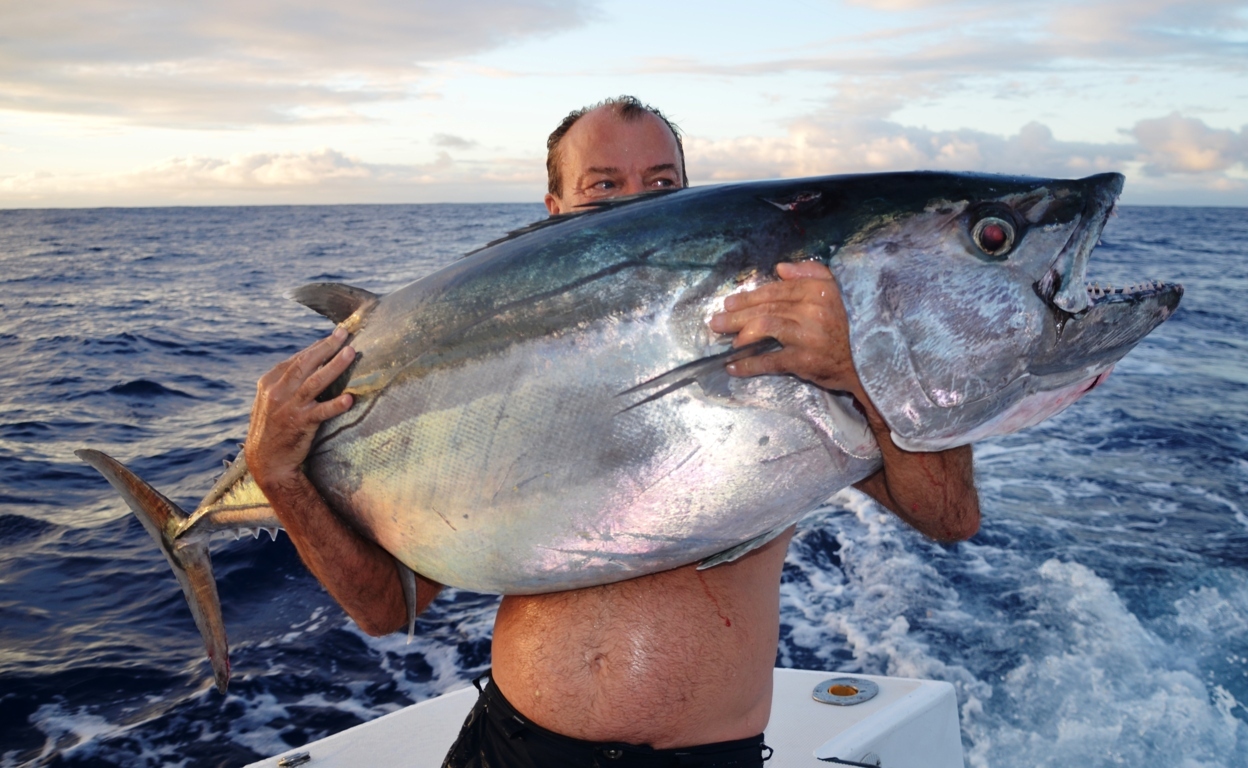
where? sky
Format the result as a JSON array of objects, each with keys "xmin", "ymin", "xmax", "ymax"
[{"xmin": 1, "ymin": 0, "xmax": 1246, "ymax": 208}]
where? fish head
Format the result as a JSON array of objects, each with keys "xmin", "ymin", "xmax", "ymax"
[{"xmin": 829, "ymin": 172, "xmax": 1182, "ymax": 451}]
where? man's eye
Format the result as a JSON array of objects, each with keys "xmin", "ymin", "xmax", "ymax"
[
  {"xmin": 651, "ymin": 178, "xmax": 677, "ymax": 189},
  {"xmin": 592, "ymin": 180, "xmax": 617, "ymax": 191}
]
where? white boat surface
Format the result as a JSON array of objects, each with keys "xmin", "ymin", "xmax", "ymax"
[{"xmin": 246, "ymin": 668, "xmax": 963, "ymax": 767}]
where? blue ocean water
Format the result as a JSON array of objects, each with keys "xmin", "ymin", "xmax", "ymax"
[{"xmin": 0, "ymin": 203, "xmax": 1244, "ymax": 767}]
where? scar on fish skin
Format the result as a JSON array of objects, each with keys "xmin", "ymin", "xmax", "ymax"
[
  {"xmin": 641, "ymin": 446, "xmax": 701, "ymax": 494},
  {"xmin": 433, "ymin": 506, "xmax": 457, "ymax": 531}
]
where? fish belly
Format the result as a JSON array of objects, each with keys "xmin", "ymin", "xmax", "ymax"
[{"xmin": 310, "ymin": 319, "xmax": 881, "ymax": 594}]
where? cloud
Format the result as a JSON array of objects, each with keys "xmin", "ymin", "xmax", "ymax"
[
  {"xmin": 684, "ymin": 111, "xmax": 1246, "ymax": 204},
  {"xmin": 1132, "ymin": 113, "xmax": 1248, "ymax": 175},
  {"xmin": 3, "ymin": 114, "xmax": 1244, "ymax": 208},
  {"xmin": 640, "ymin": 0, "xmax": 1246, "ymax": 104},
  {"xmin": 0, "ymin": 147, "xmax": 547, "ymax": 206},
  {"xmin": 432, "ymin": 133, "xmax": 480, "ymax": 150},
  {"xmin": 687, "ymin": 119, "xmax": 1134, "ymax": 181},
  {"xmin": 0, "ymin": 0, "xmax": 595, "ymax": 127},
  {"xmin": 129, "ymin": 149, "xmax": 380, "ymax": 187}
]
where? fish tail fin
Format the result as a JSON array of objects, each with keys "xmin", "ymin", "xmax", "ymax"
[{"xmin": 76, "ymin": 449, "xmax": 230, "ymax": 693}]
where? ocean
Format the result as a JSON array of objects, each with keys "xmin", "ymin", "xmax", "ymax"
[{"xmin": 0, "ymin": 202, "xmax": 1244, "ymax": 767}]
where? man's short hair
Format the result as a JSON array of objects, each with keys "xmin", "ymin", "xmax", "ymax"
[{"xmin": 545, "ymin": 95, "xmax": 689, "ymax": 197}]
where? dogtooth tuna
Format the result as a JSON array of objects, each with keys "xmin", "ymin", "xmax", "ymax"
[{"xmin": 78, "ymin": 171, "xmax": 1183, "ymax": 692}]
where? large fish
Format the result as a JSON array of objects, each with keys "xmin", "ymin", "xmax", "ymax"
[{"xmin": 79, "ymin": 171, "xmax": 1181, "ymax": 692}]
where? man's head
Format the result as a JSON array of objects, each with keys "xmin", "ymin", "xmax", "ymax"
[{"xmin": 544, "ymin": 96, "xmax": 688, "ymax": 215}]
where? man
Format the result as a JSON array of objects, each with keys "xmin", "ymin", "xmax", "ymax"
[{"xmin": 245, "ymin": 96, "xmax": 979, "ymax": 767}]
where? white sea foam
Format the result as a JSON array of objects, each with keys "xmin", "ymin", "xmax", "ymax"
[
  {"xmin": 781, "ymin": 491, "xmax": 1248, "ymax": 766},
  {"xmin": 25, "ymin": 702, "xmax": 130, "ymax": 761},
  {"xmin": 963, "ymin": 560, "xmax": 1245, "ymax": 767}
]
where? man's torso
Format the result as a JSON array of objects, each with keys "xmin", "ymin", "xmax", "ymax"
[{"xmin": 489, "ymin": 528, "xmax": 794, "ymax": 749}]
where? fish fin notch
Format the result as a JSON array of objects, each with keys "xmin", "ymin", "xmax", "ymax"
[
  {"xmin": 616, "ymin": 338, "xmax": 782, "ymax": 413},
  {"xmin": 290, "ymin": 283, "xmax": 380, "ymax": 325},
  {"xmin": 75, "ymin": 449, "xmax": 231, "ymax": 693}
]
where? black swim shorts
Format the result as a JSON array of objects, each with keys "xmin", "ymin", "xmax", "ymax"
[{"xmin": 442, "ymin": 673, "xmax": 772, "ymax": 768}]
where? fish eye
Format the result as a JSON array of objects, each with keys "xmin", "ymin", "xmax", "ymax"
[{"xmin": 972, "ymin": 216, "xmax": 1015, "ymax": 258}]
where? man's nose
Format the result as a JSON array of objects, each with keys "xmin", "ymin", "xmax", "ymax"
[{"xmin": 621, "ymin": 176, "xmax": 647, "ymax": 196}]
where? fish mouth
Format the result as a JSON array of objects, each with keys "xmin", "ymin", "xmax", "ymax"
[
  {"xmin": 1030, "ymin": 276, "xmax": 1183, "ymax": 376},
  {"xmin": 1033, "ymin": 172, "xmax": 1122, "ymax": 315},
  {"xmin": 1082, "ymin": 279, "xmax": 1184, "ymax": 308},
  {"xmin": 1030, "ymin": 172, "xmax": 1183, "ymax": 339}
]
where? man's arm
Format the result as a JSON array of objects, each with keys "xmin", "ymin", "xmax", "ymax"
[
  {"xmin": 709, "ymin": 262, "xmax": 980, "ymax": 542},
  {"xmin": 244, "ymin": 327, "xmax": 442, "ymax": 636}
]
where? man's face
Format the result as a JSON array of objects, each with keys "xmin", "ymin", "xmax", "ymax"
[{"xmin": 545, "ymin": 107, "xmax": 684, "ymax": 215}]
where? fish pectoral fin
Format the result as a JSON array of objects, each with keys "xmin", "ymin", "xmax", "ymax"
[
  {"xmin": 616, "ymin": 337, "xmax": 782, "ymax": 413},
  {"xmin": 290, "ymin": 282, "xmax": 380, "ymax": 325},
  {"xmin": 697, "ymin": 524, "xmax": 791, "ymax": 570},
  {"xmin": 396, "ymin": 560, "xmax": 418, "ymax": 643}
]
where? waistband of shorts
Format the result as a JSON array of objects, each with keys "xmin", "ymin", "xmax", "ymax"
[{"xmin": 473, "ymin": 671, "xmax": 772, "ymax": 765}]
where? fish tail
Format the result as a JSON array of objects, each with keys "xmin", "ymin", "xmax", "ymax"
[{"xmin": 76, "ymin": 449, "xmax": 230, "ymax": 693}]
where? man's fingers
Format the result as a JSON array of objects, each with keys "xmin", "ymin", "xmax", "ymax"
[
  {"xmin": 283, "ymin": 327, "xmax": 350, "ymax": 386},
  {"xmin": 299, "ymin": 344, "xmax": 356, "ymax": 400},
  {"xmin": 721, "ymin": 272, "xmax": 838, "ymax": 314},
  {"xmin": 310, "ymin": 393, "xmax": 354, "ymax": 423},
  {"xmin": 776, "ymin": 261, "xmax": 833, "ymax": 280},
  {"xmin": 712, "ymin": 299, "xmax": 821, "ymax": 337},
  {"xmin": 726, "ymin": 350, "xmax": 789, "ymax": 378},
  {"xmin": 722, "ymin": 280, "xmax": 809, "ymax": 312},
  {"xmin": 734, "ymin": 316, "xmax": 801, "ymax": 349}
]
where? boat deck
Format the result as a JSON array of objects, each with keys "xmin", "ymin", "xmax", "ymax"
[{"xmin": 246, "ymin": 668, "xmax": 962, "ymax": 767}]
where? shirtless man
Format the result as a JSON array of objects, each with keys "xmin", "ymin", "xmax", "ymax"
[{"xmin": 245, "ymin": 96, "xmax": 980, "ymax": 767}]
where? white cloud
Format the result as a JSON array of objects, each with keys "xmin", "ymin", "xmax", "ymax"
[
  {"xmin": 0, "ymin": 0, "xmax": 595, "ymax": 127},
  {"xmin": 684, "ymin": 112, "xmax": 1246, "ymax": 204},
  {"xmin": 1, "ymin": 1, "xmax": 1244, "ymax": 207},
  {"xmin": 686, "ymin": 119, "xmax": 1133, "ymax": 181},
  {"xmin": 641, "ymin": 0, "xmax": 1246, "ymax": 97},
  {"xmin": 0, "ymin": 147, "xmax": 546, "ymax": 207},
  {"xmin": 432, "ymin": 134, "xmax": 480, "ymax": 150},
  {"xmin": 1132, "ymin": 113, "xmax": 1248, "ymax": 175},
  {"xmin": 5, "ymin": 112, "xmax": 1242, "ymax": 209}
]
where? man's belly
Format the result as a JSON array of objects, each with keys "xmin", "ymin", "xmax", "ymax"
[{"xmin": 489, "ymin": 529, "xmax": 793, "ymax": 749}]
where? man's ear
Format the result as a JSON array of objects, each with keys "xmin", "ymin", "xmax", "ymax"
[{"xmin": 544, "ymin": 192, "xmax": 563, "ymax": 216}]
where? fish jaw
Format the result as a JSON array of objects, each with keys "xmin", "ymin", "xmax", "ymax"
[
  {"xmin": 893, "ymin": 366, "xmax": 1114, "ymax": 451},
  {"xmin": 1036, "ymin": 172, "xmax": 1124, "ymax": 314}
]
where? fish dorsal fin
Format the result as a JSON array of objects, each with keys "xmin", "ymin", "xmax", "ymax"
[{"xmin": 290, "ymin": 283, "xmax": 380, "ymax": 324}]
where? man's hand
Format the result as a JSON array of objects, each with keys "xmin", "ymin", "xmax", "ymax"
[
  {"xmin": 244, "ymin": 327, "xmax": 436, "ymax": 636},
  {"xmin": 246, "ymin": 327, "xmax": 355, "ymax": 493},
  {"xmin": 710, "ymin": 261, "xmax": 980, "ymax": 542},
  {"xmin": 709, "ymin": 262, "xmax": 863, "ymax": 399}
]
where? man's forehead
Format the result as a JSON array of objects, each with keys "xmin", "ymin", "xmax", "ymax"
[{"xmin": 562, "ymin": 108, "xmax": 681, "ymax": 167}]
